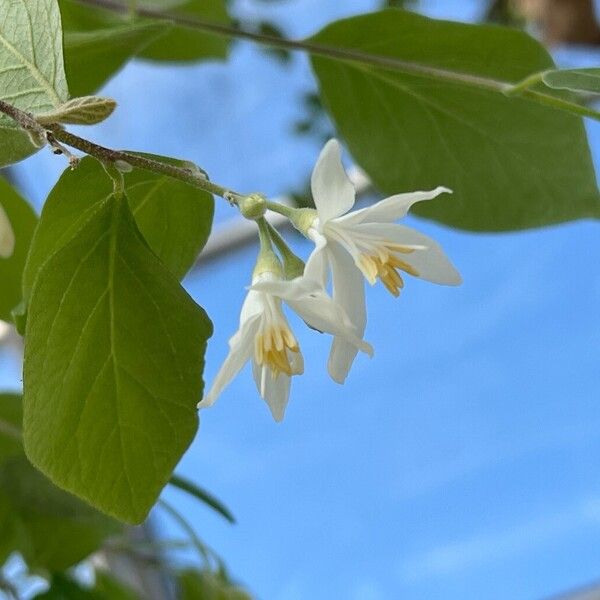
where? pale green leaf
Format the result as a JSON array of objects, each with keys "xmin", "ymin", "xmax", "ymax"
[
  {"xmin": 542, "ymin": 68, "xmax": 600, "ymax": 94},
  {"xmin": 0, "ymin": 178, "xmax": 37, "ymax": 321},
  {"xmin": 310, "ymin": 10, "xmax": 600, "ymax": 231},
  {"xmin": 0, "ymin": 0, "xmax": 69, "ymax": 166},
  {"xmin": 63, "ymin": 23, "xmax": 167, "ymax": 96},
  {"xmin": 23, "ymin": 193, "xmax": 212, "ymax": 523},
  {"xmin": 37, "ymin": 95, "xmax": 117, "ymax": 125}
]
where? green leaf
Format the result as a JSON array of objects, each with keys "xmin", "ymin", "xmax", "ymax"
[
  {"xmin": 169, "ymin": 473, "xmax": 235, "ymax": 523},
  {"xmin": 63, "ymin": 23, "xmax": 167, "ymax": 96},
  {"xmin": 0, "ymin": 178, "xmax": 37, "ymax": 321},
  {"xmin": 93, "ymin": 572, "xmax": 140, "ymax": 600},
  {"xmin": 125, "ymin": 154, "xmax": 214, "ymax": 279},
  {"xmin": 0, "ymin": 489, "xmax": 29, "ymax": 566},
  {"xmin": 179, "ymin": 570, "xmax": 252, "ymax": 600},
  {"xmin": 309, "ymin": 10, "xmax": 600, "ymax": 231},
  {"xmin": 542, "ymin": 68, "xmax": 600, "ymax": 94},
  {"xmin": 23, "ymin": 193, "xmax": 212, "ymax": 523},
  {"xmin": 34, "ymin": 574, "xmax": 106, "ymax": 600},
  {"xmin": 0, "ymin": 455, "xmax": 121, "ymax": 570},
  {"xmin": 37, "ymin": 96, "xmax": 117, "ymax": 125},
  {"xmin": 0, "ymin": 0, "xmax": 69, "ymax": 166},
  {"xmin": 0, "ymin": 393, "xmax": 23, "ymax": 463},
  {"xmin": 0, "ymin": 395, "xmax": 121, "ymax": 570},
  {"xmin": 23, "ymin": 157, "xmax": 213, "ymax": 301},
  {"xmin": 137, "ymin": 0, "xmax": 230, "ymax": 62}
]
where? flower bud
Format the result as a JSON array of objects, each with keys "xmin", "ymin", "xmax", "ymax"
[
  {"xmin": 288, "ymin": 207, "xmax": 318, "ymax": 236},
  {"xmin": 238, "ymin": 193, "xmax": 267, "ymax": 220}
]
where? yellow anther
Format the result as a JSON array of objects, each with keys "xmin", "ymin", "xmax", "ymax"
[
  {"xmin": 255, "ymin": 324, "xmax": 300, "ymax": 377},
  {"xmin": 358, "ymin": 246, "xmax": 420, "ymax": 296}
]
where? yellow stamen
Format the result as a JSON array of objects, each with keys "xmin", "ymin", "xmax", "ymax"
[
  {"xmin": 359, "ymin": 248, "xmax": 419, "ymax": 297},
  {"xmin": 255, "ymin": 324, "xmax": 300, "ymax": 377}
]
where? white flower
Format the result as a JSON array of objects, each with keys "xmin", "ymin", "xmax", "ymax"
[
  {"xmin": 0, "ymin": 202, "xmax": 15, "ymax": 259},
  {"xmin": 302, "ymin": 139, "xmax": 462, "ymax": 383},
  {"xmin": 199, "ymin": 271, "xmax": 372, "ymax": 422}
]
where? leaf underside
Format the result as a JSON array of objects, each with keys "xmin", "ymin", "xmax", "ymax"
[{"xmin": 310, "ymin": 9, "xmax": 600, "ymax": 231}]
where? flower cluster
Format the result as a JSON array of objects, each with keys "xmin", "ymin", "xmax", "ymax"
[
  {"xmin": 0, "ymin": 202, "xmax": 14, "ymax": 259},
  {"xmin": 198, "ymin": 139, "xmax": 461, "ymax": 421}
]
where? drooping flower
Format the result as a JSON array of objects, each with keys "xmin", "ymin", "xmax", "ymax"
[
  {"xmin": 296, "ymin": 139, "xmax": 462, "ymax": 383},
  {"xmin": 0, "ymin": 202, "xmax": 14, "ymax": 259},
  {"xmin": 199, "ymin": 267, "xmax": 372, "ymax": 422}
]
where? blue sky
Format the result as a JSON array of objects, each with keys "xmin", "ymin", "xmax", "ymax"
[{"xmin": 4, "ymin": 1, "xmax": 600, "ymax": 599}]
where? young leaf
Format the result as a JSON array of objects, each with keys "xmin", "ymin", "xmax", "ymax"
[
  {"xmin": 0, "ymin": 0, "xmax": 69, "ymax": 166},
  {"xmin": 22, "ymin": 157, "xmax": 213, "ymax": 301},
  {"xmin": 63, "ymin": 23, "xmax": 167, "ymax": 96},
  {"xmin": 137, "ymin": 0, "xmax": 230, "ymax": 62},
  {"xmin": 542, "ymin": 68, "xmax": 600, "ymax": 94},
  {"xmin": 310, "ymin": 10, "xmax": 600, "ymax": 231},
  {"xmin": 36, "ymin": 96, "xmax": 117, "ymax": 125},
  {"xmin": 23, "ymin": 194, "xmax": 212, "ymax": 523},
  {"xmin": 0, "ymin": 179, "xmax": 38, "ymax": 322}
]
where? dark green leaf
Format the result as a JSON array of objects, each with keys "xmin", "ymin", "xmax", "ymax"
[
  {"xmin": 63, "ymin": 23, "xmax": 167, "ymax": 96},
  {"xmin": 34, "ymin": 574, "xmax": 105, "ymax": 600},
  {"xmin": 0, "ymin": 456, "xmax": 121, "ymax": 570},
  {"xmin": 0, "ymin": 179, "xmax": 37, "ymax": 321},
  {"xmin": 0, "ymin": 0, "xmax": 69, "ymax": 166},
  {"xmin": 138, "ymin": 0, "xmax": 230, "ymax": 62},
  {"xmin": 0, "ymin": 489, "xmax": 29, "ymax": 566},
  {"xmin": 23, "ymin": 193, "xmax": 212, "ymax": 523},
  {"xmin": 0, "ymin": 395, "xmax": 121, "ymax": 570},
  {"xmin": 169, "ymin": 473, "xmax": 235, "ymax": 523},
  {"xmin": 542, "ymin": 68, "xmax": 600, "ymax": 94},
  {"xmin": 0, "ymin": 393, "xmax": 23, "ymax": 463},
  {"xmin": 310, "ymin": 10, "xmax": 600, "ymax": 231}
]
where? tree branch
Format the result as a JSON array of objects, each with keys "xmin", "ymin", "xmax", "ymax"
[
  {"xmin": 0, "ymin": 100, "xmax": 241, "ymax": 201},
  {"xmin": 71, "ymin": 0, "xmax": 600, "ymax": 121}
]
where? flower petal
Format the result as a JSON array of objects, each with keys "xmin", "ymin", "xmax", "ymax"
[
  {"xmin": 337, "ymin": 187, "xmax": 452, "ymax": 226},
  {"xmin": 252, "ymin": 361, "xmax": 292, "ymax": 422},
  {"xmin": 239, "ymin": 289, "xmax": 266, "ymax": 325},
  {"xmin": 199, "ymin": 315, "xmax": 261, "ymax": 409},
  {"xmin": 327, "ymin": 241, "xmax": 367, "ymax": 383},
  {"xmin": 359, "ymin": 223, "xmax": 462, "ymax": 285},
  {"xmin": 287, "ymin": 293, "xmax": 373, "ymax": 357},
  {"xmin": 305, "ymin": 230, "xmax": 329, "ymax": 286},
  {"xmin": 250, "ymin": 275, "xmax": 321, "ymax": 302},
  {"xmin": 311, "ymin": 139, "xmax": 356, "ymax": 224},
  {"xmin": 0, "ymin": 203, "xmax": 15, "ymax": 259}
]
